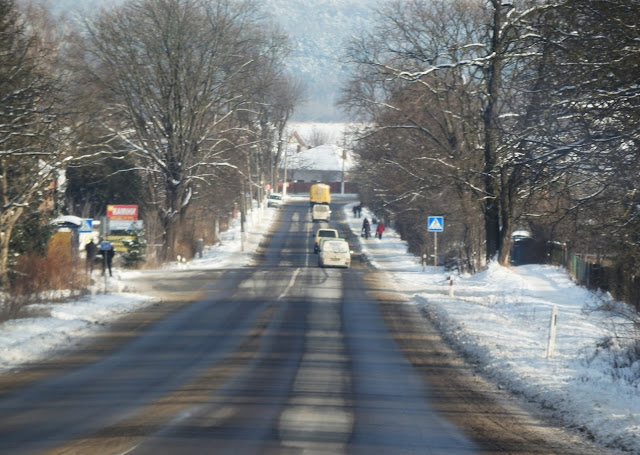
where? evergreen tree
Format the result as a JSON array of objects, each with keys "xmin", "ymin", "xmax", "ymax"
[{"xmin": 121, "ymin": 229, "xmax": 146, "ymax": 268}]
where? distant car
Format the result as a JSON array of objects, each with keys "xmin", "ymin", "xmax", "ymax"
[
  {"xmin": 318, "ymin": 238, "xmax": 351, "ymax": 268},
  {"xmin": 313, "ymin": 228, "xmax": 339, "ymax": 253},
  {"xmin": 267, "ymin": 193, "xmax": 283, "ymax": 208},
  {"xmin": 312, "ymin": 204, "xmax": 331, "ymax": 222}
]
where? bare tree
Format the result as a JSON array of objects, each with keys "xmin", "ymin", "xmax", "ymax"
[
  {"xmin": 268, "ymin": 75, "xmax": 306, "ymax": 190},
  {"xmin": 233, "ymin": 35, "xmax": 305, "ymax": 202},
  {"xmin": 340, "ymin": 0, "xmax": 494, "ymax": 269},
  {"xmin": 0, "ymin": 0, "xmax": 69, "ymax": 287},
  {"xmin": 80, "ymin": 0, "xmax": 289, "ymax": 261},
  {"xmin": 341, "ymin": 0, "xmax": 604, "ymax": 266}
]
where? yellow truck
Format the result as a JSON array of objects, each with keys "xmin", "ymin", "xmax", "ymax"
[{"xmin": 309, "ymin": 183, "xmax": 331, "ymax": 207}]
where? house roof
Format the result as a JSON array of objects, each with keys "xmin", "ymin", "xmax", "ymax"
[
  {"xmin": 51, "ymin": 215, "xmax": 83, "ymax": 227},
  {"xmin": 286, "ymin": 144, "xmax": 354, "ymax": 172}
]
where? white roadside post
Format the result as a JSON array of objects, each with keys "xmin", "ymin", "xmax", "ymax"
[{"xmin": 546, "ymin": 305, "xmax": 558, "ymax": 359}]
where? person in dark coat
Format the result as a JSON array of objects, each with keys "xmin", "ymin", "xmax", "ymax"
[
  {"xmin": 362, "ymin": 217, "xmax": 371, "ymax": 239},
  {"xmin": 99, "ymin": 241, "xmax": 115, "ymax": 277},
  {"xmin": 105, "ymin": 248, "xmax": 114, "ymax": 277},
  {"xmin": 85, "ymin": 239, "xmax": 97, "ymax": 274}
]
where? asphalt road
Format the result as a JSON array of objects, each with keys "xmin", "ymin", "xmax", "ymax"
[{"xmin": 0, "ymin": 200, "xmax": 613, "ymax": 455}]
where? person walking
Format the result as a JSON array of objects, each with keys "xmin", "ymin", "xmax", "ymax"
[
  {"xmin": 376, "ymin": 221, "xmax": 386, "ymax": 239},
  {"xmin": 362, "ymin": 217, "xmax": 371, "ymax": 239}
]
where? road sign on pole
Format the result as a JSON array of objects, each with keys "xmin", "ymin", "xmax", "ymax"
[
  {"xmin": 427, "ymin": 216, "xmax": 443, "ymax": 269},
  {"xmin": 79, "ymin": 219, "xmax": 93, "ymax": 233},
  {"xmin": 427, "ymin": 216, "xmax": 444, "ymax": 232}
]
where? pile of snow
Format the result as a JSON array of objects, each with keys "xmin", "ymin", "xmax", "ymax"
[
  {"xmin": 0, "ymin": 293, "xmax": 152, "ymax": 371},
  {"xmin": 0, "ymin": 202, "xmax": 274, "ymax": 373}
]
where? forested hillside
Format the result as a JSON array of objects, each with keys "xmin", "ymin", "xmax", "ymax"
[{"xmin": 47, "ymin": 0, "xmax": 380, "ymax": 121}]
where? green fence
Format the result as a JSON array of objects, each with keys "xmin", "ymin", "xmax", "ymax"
[{"xmin": 547, "ymin": 242, "xmax": 640, "ymax": 311}]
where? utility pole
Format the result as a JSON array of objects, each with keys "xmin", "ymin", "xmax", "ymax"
[
  {"xmin": 283, "ymin": 148, "xmax": 288, "ymax": 197},
  {"xmin": 341, "ymin": 149, "xmax": 346, "ymax": 194}
]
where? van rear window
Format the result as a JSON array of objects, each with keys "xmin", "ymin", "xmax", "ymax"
[{"xmin": 324, "ymin": 241, "xmax": 348, "ymax": 253}]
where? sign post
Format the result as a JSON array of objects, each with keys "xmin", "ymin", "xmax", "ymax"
[
  {"xmin": 546, "ymin": 306, "xmax": 558, "ymax": 359},
  {"xmin": 427, "ymin": 216, "xmax": 444, "ymax": 270}
]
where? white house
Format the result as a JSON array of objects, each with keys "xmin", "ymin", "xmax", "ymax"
[{"xmin": 284, "ymin": 144, "xmax": 354, "ymax": 184}]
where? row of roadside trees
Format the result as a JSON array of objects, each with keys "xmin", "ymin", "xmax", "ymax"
[
  {"xmin": 0, "ymin": 0, "xmax": 304, "ymax": 290},
  {"xmin": 340, "ymin": 0, "xmax": 640, "ymax": 295}
]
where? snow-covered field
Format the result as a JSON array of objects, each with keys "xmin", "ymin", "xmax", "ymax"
[{"xmin": 0, "ymin": 197, "xmax": 637, "ymax": 453}]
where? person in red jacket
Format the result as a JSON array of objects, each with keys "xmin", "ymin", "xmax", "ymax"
[{"xmin": 376, "ymin": 221, "xmax": 386, "ymax": 239}]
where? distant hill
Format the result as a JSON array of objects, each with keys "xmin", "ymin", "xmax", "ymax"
[
  {"xmin": 262, "ymin": 0, "xmax": 381, "ymax": 122},
  {"xmin": 47, "ymin": 0, "xmax": 381, "ymax": 122},
  {"xmin": 45, "ymin": 0, "xmax": 122, "ymax": 17}
]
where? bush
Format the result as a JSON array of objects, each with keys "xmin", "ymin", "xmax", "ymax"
[
  {"xmin": 583, "ymin": 297, "xmax": 640, "ymax": 385},
  {"xmin": 121, "ymin": 229, "xmax": 147, "ymax": 268},
  {"xmin": 0, "ymin": 253, "xmax": 87, "ymax": 322}
]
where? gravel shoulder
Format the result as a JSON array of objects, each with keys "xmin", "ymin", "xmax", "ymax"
[{"xmin": 0, "ymin": 270, "xmax": 205, "ymax": 397}]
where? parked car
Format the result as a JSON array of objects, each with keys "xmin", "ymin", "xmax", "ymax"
[
  {"xmin": 313, "ymin": 228, "xmax": 338, "ymax": 253},
  {"xmin": 318, "ymin": 238, "xmax": 351, "ymax": 268},
  {"xmin": 312, "ymin": 204, "xmax": 331, "ymax": 222},
  {"xmin": 267, "ymin": 193, "xmax": 283, "ymax": 208}
]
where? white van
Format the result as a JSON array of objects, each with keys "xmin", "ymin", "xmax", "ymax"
[
  {"xmin": 267, "ymin": 193, "xmax": 283, "ymax": 208},
  {"xmin": 318, "ymin": 239, "xmax": 351, "ymax": 268},
  {"xmin": 312, "ymin": 204, "xmax": 331, "ymax": 222}
]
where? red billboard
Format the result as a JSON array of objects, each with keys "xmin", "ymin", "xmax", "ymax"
[{"xmin": 107, "ymin": 204, "xmax": 138, "ymax": 220}]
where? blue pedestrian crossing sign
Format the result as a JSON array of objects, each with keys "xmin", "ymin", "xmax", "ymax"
[
  {"xmin": 427, "ymin": 216, "xmax": 444, "ymax": 232},
  {"xmin": 79, "ymin": 219, "xmax": 93, "ymax": 233}
]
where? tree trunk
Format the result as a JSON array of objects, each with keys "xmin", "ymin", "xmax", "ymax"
[
  {"xmin": 482, "ymin": 1, "xmax": 504, "ymax": 263},
  {"xmin": 158, "ymin": 187, "xmax": 184, "ymax": 262},
  {"xmin": 497, "ymin": 169, "xmax": 513, "ymax": 265},
  {"xmin": 0, "ymin": 227, "xmax": 12, "ymax": 290},
  {"xmin": 0, "ymin": 209, "xmax": 23, "ymax": 289}
]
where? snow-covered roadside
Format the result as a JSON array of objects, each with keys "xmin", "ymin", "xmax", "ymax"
[
  {"xmin": 1, "ymin": 195, "xmax": 637, "ymax": 453},
  {"xmin": 344, "ymin": 202, "xmax": 638, "ymax": 453},
  {"xmin": 0, "ymin": 202, "xmax": 275, "ymax": 374}
]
